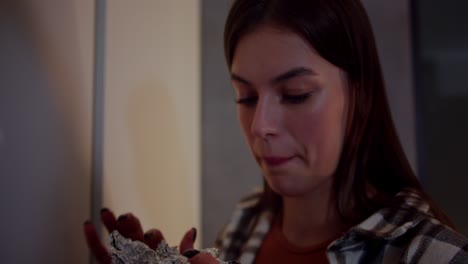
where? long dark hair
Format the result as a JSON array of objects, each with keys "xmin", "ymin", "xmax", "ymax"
[{"xmin": 224, "ymin": 0, "xmax": 453, "ymax": 227}]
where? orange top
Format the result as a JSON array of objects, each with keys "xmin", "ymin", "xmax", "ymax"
[{"xmin": 254, "ymin": 216, "xmax": 335, "ymax": 264}]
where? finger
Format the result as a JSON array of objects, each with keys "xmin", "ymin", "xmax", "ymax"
[
  {"xmin": 188, "ymin": 253, "xmax": 220, "ymax": 264},
  {"xmin": 117, "ymin": 213, "xmax": 145, "ymax": 241},
  {"xmin": 100, "ymin": 208, "xmax": 118, "ymax": 233},
  {"xmin": 143, "ymin": 228, "xmax": 165, "ymax": 249},
  {"xmin": 182, "ymin": 249, "xmax": 200, "ymax": 258},
  {"xmin": 179, "ymin": 227, "xmax": 197, "ymax": 253},
  {"xmin": 83, "ymin": 221, "xmax": 111, "ymax": 264}
]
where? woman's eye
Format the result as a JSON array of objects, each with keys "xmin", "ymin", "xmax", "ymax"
[
  {"xmin": 235, "ymin": 96, "xmax": 258, "ymax": 106},
  {"xmin": 282, "ymin": 93, "xmax": 311, "ymax": 104}
]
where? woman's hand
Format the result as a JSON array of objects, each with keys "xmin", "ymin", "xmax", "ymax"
[
  {"xmin": 187, "ymin": 253, "xmax": 223, "ymax": 264},
  {"xmin": 83, "ymin": 208, "xmax": 197, "ymax": 264}
]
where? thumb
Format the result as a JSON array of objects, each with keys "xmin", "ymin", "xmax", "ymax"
[
  {"xmin": 188, "ymin": 253, "xmax": 220, "ymax": 264},
  {"xmin": 179, "ymin": 227, "xmax": 197, "ymax": 253},
  {"xmin": 83, "ymin": 221, "xmax": 111, "ymax": 264}
]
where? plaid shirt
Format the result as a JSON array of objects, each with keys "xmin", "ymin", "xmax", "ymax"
[{"xmin": 215, "ymin": 189, "xmax": 468, "ymax": 263}]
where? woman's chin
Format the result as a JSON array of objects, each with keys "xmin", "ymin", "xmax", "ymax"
[
  {"xmin": 265, "ymin": 173, "xmax": 333, "ymax": 199},
  {"xmin": 266, "ymin": 178, "xmax": 307, "ymax": 197}
]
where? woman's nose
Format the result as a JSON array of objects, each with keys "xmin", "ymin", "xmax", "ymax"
[{"xmin": 250, "ymin": 97, "xmax": 280, "ymax": 138}]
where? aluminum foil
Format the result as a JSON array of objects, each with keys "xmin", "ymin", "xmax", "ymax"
[{"xmin": 109, "ymin": 231, "xmax": 235, "ymax": 264}]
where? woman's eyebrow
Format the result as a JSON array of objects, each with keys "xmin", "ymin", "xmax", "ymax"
[
  {"xmin": 271, "ymin": 67, "xmax": 317, "ymax": 84},
  {"xmin": 230, "ymin": 73, "xmax": 250, "ymax": 85},
  {"xmin": 230, "ymin": 66, "xmax": 317, "ymax": 86}
]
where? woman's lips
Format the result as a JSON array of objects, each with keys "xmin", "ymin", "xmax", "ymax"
[{"xmin": 262, "ymin": 156, "xmax": 294, "ymax": 166}]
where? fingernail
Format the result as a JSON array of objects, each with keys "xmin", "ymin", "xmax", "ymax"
[
  {"xmin": 182, "ymin": 249, "xmax": 200, "ymax": 258},
  {"xmin": 144, "ymin": 233, "xmax": 153, "ymax": 240},
  {"xmin": 83, "ymin": 220, "xmax": 92, "ymax": 225},
  {"xmin": 118, "ymin": 214, "xmax": 128, "ymax": 222},
  {"xmin": 192, "ymin": 227, "xmax": 197, "ymax": 242},
  {"xmin": 100, "ymin": 208, "xmax": 109, "ymax": 213}
]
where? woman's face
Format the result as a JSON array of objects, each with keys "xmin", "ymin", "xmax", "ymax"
[{"xmin": 230, "ymin": 25, "xmax": 349, "ymax": 198}]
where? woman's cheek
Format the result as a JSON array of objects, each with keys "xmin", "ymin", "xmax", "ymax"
[
  {"xmin": 290, "ymin": 104, "xmax": 341, "ymax": 175},
  {"xmin": 310, "ymin": 101, "xmax": 346, "ymax": 175},
  {"xmin": 238, "ymin": 108, "xmax": 252, "ymax": 136}
]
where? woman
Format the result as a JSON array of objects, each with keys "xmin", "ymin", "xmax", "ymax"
[{"xmin": 85, "ymin": 0, "xmax": 468, "ymax": 263}]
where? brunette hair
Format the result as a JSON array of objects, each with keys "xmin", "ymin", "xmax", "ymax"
[{"xmin": 224, "ymin": 0, "xmax": 453, "ymax": 226}]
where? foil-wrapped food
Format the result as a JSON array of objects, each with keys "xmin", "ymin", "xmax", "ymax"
[{"xmin": 109, "ymin": 231, "xmax": 236, "ymax": 264}]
